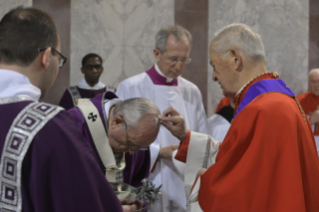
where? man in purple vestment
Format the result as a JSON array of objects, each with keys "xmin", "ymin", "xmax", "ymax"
[
  {"xmin": 0, "ymin": 6, "xmax": 137, "ymax": 212},
  {"xmin": 68, "ymin": 92, "xmax": 160, "ymax": 187},
  {"xmin": 59, "ymin": 53, "xmax": 116, "ymax": 110}
]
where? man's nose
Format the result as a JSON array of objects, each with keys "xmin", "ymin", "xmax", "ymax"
[
  {"xmin": 212, "ymin": 71, "xmax": 218, "ymax": 81},
  {"xmin": 174, "ymin": 61, "xmax": 184, "ymax": 70}
]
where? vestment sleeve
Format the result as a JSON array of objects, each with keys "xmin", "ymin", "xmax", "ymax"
[{"xmin": 174, "ymin": 131, "xmax": 220, "ymax": 197}]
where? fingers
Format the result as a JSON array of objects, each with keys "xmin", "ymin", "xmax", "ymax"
[
  {"xmin": 120, "ymin": 198, "xmax": 133, "ymax": 205},
  {"xmin": 162, "ymin": 106, "xmax": 180, "ymax": 117},
  {"xmin": 133, "ymin": 200, "xmax": 142, "ymax": 209},
  {"xmin": 160, "ymin": 119, "xmax": 174, "ymax": 131},
  {"xmin": 171, "ymin": 144, "xmax": 179, "ymax": 151},
  {"xmin": 159, "ymin": 115, "xmax": 182, "ymax": 124},
  {"xmin": 122, "ymin": 204, "xmax": 137, "ymax": 212}
]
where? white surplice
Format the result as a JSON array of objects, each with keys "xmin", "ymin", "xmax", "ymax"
[
  {"xmin": 208, "ymin": 114, "xmax": 231, "ymax": 142},
  {"xmin": 0, "ymin": 69, "xmax": 41, "ymax": 100},
  {"xmin": 77, "ymin": 77, "xmax": 106, "ymax": 90},
  {"xmin": 116, "ymin": 65, "xmax": 208, "ymax": 212}
]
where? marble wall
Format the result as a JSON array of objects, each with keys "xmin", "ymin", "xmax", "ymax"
[
  {"xmin": 0, "ymin": 0, "xmax": 32, "ymax": 19},
  {"xmin": 207, "ymin": 0, "xmax": 309, "ymax": 116},
  {"xmin": 71, "ymin": 0, "xmax": 174, "ymax": 87}
]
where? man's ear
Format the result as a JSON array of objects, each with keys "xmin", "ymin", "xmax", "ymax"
[
  {"xmin": 153, "ymin": 48, "xmax": 161, "ymax": 61},
  {"xmin": 40, "ymin": 48, "xmax": 52, "ymax": 70},
  {"xmin": 230, "ymin": 49, "xmax": 242, "ymax": 71},
  {"xmin": 81, "ymin": 67, "xmax": 85, "ymax": 74}
]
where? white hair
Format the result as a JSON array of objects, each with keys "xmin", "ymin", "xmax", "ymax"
[
  {"xmin": 212, "ymin": 23, "xmax": 266, "ymax": 62},
  {"xmin": 309, "ymin": 68, "xmax": 319, "ymax": 78},
  {"xmin": 113, "ymin": 98, "xmax": 160, "ymax": 129}
]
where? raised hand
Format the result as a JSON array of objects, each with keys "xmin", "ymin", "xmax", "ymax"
[
  {"xmin": 159, "ymin": 107, "xmax": 189, "ymax": 141},
  {"xmin": 159, "ymin": 144, "xmax": 179, "ymax": 160}
]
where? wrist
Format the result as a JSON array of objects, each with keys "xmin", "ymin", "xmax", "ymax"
[{"xmin": 180, "ymin": 130, "xmax": 190, "ymax": 142}]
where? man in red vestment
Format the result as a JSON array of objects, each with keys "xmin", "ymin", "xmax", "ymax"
[
  {"xmin": 297, "ymin": 68, "xmax": 319, "ymax": 155},
  {"xmin": 159, "ymin": 23, "xmax": 319, "ymax": 212}
]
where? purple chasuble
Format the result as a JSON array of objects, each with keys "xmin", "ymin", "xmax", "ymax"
[
  {"xmin": 146, "ymin": 66, "xmax": 178, "ymax": 86},
  {"xmin": 0, "ymin": 100, "xmax": 122, "ymax": 212},
  {"xmin": 68, "ymin": 92, "xmax": 150, "ymax": 187},
  {"xmin": 59, "ymin": 86, "xmax": 107, "ymax": 110},
  {"xmin": 234, "ymin": 79, "xmax": 295, "ymax": 119}
]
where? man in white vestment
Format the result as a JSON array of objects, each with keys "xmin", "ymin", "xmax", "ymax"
[
  {"xmin": 207, "ymin": 98, "xmax": 234, "ymax": 142},
  {"xmin": 116, "ymin": 25, "xmax": 208, "ymax": 212}
]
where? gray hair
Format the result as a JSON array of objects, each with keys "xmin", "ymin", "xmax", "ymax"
[
  {"xmin": 212, "ymin": 23, "xmax": 266, "ymax": 62},
  {"xmin": 113, "ymin": 98, "xmax": 160, "ymax": 129},
  {"xmin": 309, "ymin": 68, "xmax": 319, "ymax": 78},
  {"xmin": 155, "ymin": 25, "xmax": 192, "ymax": 54}
]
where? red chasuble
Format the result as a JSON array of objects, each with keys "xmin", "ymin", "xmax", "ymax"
[
  {"xmin": 176, "ymin": 73, "xmax": 319, "ymax": 212},
  {"xmin": 215, "ymin": 97, "xmax": 231, "ymax": 113},
  {"xmin": 297, "ymin": 91, "xmax": 319, "ymax": 135}
]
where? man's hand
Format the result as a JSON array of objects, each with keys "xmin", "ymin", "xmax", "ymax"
[
  {"xmin": 120, "ymin": 199, "xmax": 142, "ymax": 212},
  {"xmin": 310, "ymin": 109, "xmax": 319, "ymax": 124},
  {"xmin": 159, "ymin": 145, "xmax": 179, "ymax": 160},
  {"xmin": 159, "ymin": 107, "xmax": 188, "ymax": 141}
]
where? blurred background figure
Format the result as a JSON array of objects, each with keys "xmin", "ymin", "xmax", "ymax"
[
  {"xmin": 297, "ymin": 68, "xmax": 319, "ymax": 155},
  {"xmin": 59, "ymin": 53, "xmax": 116, "ymax": 110}
]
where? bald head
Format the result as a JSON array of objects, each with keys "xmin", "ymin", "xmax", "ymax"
[{"xmin": 309, "ymin": 69, "xmax": 319, "ymax": 96}]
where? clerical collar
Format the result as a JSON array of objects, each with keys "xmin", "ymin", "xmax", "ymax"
[
  {"xmin": 77, "ymin": 77, "xmax": 106, "ymax": 90},
  {"xmin": 146, "ymin": 65, "xmax": 178, "ymax": 86},
  {"xmin": 0, "ymin": 69, "xmax": 41, "ymax": 101},
  {"xmin": 155, "ymin": 63, "xmax": 174, "ymax": 83}
]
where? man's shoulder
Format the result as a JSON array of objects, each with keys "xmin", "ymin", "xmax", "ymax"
[
  {"xmin": 178, "ymin": 77, "xmax": 200, "ymax": 91},
  {"xmin": 296, "ymin": 91, "xmax": 311, "ymax": 101},
  {"xmin": 119, "ymin": 72, "xmax": 148, "ymax": 86},
  {"xmin": 246, "ymin": 92, "xmax": 298, "ymax": 114}
]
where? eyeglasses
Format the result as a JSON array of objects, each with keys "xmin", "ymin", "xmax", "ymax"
[
  {"xmin": 161, "ymin": 54, "xmax": 191, "ymax": 65},
  {"xmin": 120, "ymin": 116, "xmax": 148, "ymax": 151},
  {"xmin": 83, "ymin": 65, "xmax": 103, "ymax": 71},
  {"xmin": 38, "ymin": 47, "xmax": 67, "ymax": 68},
  {"xmin": 310, "ymin": 80, "xmax": 319, "ymax": 85}
]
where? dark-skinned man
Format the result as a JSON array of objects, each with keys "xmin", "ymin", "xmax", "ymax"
[{"xmin": 59, "ymin": 53, "xmax": 116, "ymax": 110}]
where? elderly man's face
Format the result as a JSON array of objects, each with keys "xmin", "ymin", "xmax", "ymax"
[
  {"xmin": 210, "ymin": 47, "xmax": 238, "ymax": 99},
  {"xmin": 309, "ymin": 70, "xmax": 319, "ymax": 96},
  {"xmin": 108, "ymin": 115, "xmax": 159, "ymax": 155},
  {"xmin": 154, "ymin": 35, "xmax": 190, "ymax": 79}
]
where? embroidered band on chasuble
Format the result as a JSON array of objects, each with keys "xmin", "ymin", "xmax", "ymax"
[
  {"xmin": 76, "ymin": 99, "xmax": 126, "ymax": 183},
  {"xmin": 0, "ymin": 100, "xmax": 62, "ymax": 212},
  {"xmin": 68, "ymin": 86, "xmax": 81, "ymax": 107}
]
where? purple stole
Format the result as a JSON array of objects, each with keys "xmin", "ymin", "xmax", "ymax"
[
  {"xmin": 234, "ymin": 79, "xmax": 295, "ymax": 119},
  {"xmin": 146, "ymin": 65, "xmax": 178, "ymax": 86}
]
